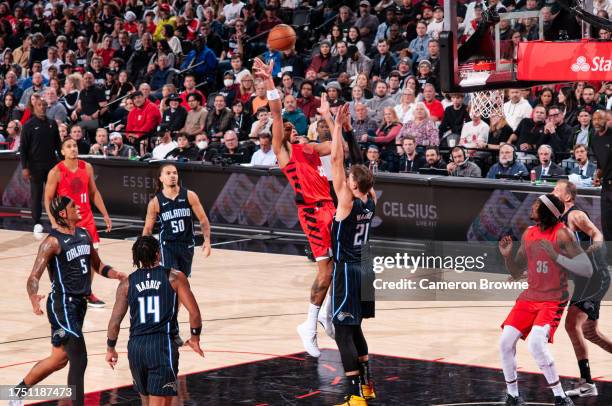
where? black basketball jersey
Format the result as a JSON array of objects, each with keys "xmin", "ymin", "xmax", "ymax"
[
  {"xmin": 156, "ymin": 187, "xmax": 194, "ymax": 244},
  {"xmin": 48, "ymin": 228, "xmax": 92, "ymax": 296},
  {"xmin": 332, "ymin": 196, "xmax": 376, "ymax": 263},
  {"xmin": 128, "ymin": 266, "xmax": 178, "ymax": 337},
  {"xmin": 560, "ymin": 206, "xmax": 592, "ymax": 245}
]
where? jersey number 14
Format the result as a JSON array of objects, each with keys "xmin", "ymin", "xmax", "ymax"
[{"xmin": 138, "ymin": 296, "xmax": 160, "ymax": 324}]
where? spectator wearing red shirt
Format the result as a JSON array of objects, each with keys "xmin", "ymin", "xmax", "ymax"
[
  {"xmin": 179, "ymin": 74, "xmax": 206, "ymax": 111},
  {"xmin": 422, "ymin": 83, "xmax": 444, "ymax": 122},
  {"xmin": 296, "ymin": 80, "xmax": 320, "ymax": 120},
  {"xmin": 126, "ymin": 91, "xmax": 161, "ymax": 143},
  {"xmin": 124, "ymin": 11, "xmax": 138, "ymax": 34}
]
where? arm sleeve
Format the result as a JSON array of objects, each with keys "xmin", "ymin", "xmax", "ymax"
[{"xmin": 556, "ymin": 252, "xmax": 593, "ymax": 278}]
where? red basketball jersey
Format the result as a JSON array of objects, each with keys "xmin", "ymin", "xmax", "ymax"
[
  {"xmin": 520, "ymin": 222, "xmax": 570, "ymax": 302},
  {"xmin": 281, "ymin": 143, "xmax": 331, "ymax": 205},
  {"xmin": 56, "ymin": 160, "xmax": 94, "ymax": 225}
]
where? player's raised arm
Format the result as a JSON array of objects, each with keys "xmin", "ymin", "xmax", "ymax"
[
  {"xmin": 90, "ymin": 247, "xmax": 127, "ymax": 281},
  {"xmin": 86, "ymin": 162, "xmax": 112, "ymax": 232},
  {"xmin": 538, "ymin": 227, "xmax": 593, "ymax": 278},
  {"xmin": 26, "ymin": 235, "xmax": 61, "ymax": 315},
  {"xmin": 187, "ymin": 190, "xmax": 211, "ymax": 257},
  {"xmin": 499, "ymin": 234, "xmax": 527, "ymax": 280},
  {"xmin": 170, "ymin": 270, "xmax": 204, "ymax": 357},
  {"xmin": 252, "ymin": 58, "xmax": 289, "ymax": 166},
  {"xmin": 311, "ymin": 93, "xmax": 333, "ymax": 157},
  {"xmin": 44, "ymin": 167, "xmax": 61, "ymax": 229},
  {"xmin": 142, "ymin": 197, "xmax": 159, "ymax": 236},
  {"xmin": 105, "ymin": 278, "xmax": 129, "ymax": 369}
]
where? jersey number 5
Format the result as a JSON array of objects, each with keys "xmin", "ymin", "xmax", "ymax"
[
  {"xmin": 354, "ymin": 223, "xmax": 370, "ymax": 246},
  {"xmin": 171, "ymin": 219, "xmax": 185, "ymax": 233},
  {"xmin": 138, "ymin": 296, "xmax": 160, "ymax": 324}
]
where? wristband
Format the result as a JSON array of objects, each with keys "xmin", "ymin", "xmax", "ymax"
[
  {"xmin": 266, "ymin": 89, "xmax": 280, "ymax": 101},
  {"xmin": 190, "ymin": 326, "xmax": 202, "ymax": 336},
  {"xmin": 107, "ymin": 338, "xmax": 117, "ymax": 348},
  {"xmin": 101, "ymin": 265, "xmax": 112, "ymax": 278}
]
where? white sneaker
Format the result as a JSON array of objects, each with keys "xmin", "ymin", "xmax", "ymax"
[
  {"xmin": 318, "ymin": 308, "xmax": 335, "ymax": 340},
  {"xmin": 297, "ymin": 321, "xmax": 320, "ymax": 358},
  {"xmin": 565, "ymin": 379, "xmax": 598, "ymax": 397},
  {"xmin": 33, "ymin": 224, "xmax": 43, "ymax": 233}
]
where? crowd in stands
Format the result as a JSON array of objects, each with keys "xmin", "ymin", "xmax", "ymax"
[{"xmin": 0, "ymin": 0, "xmax": 610, "ymax": 182}]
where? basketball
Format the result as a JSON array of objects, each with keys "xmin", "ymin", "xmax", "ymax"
[{"xmin": 267, "ymin": 24, "xmax": 296, "ymax": 51}]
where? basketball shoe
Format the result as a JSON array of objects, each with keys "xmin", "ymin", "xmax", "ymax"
[
  {"xmin": 317, "ymin": 294, "xmax": 335, "ymax": 339},
  {"xmin": 565, "ymin": 379, "xmax": 598, "ymax": 397},
  {"xmin": 554, "ymin": 396, "xmax": 575, "ymax": 406},
  {"xmin": 297, "ymin": 322, "xmax": 320, "ymax": 357},
  {"xmin": 504, "ymin": 393, "xmax": 526, "ymax": 405},
  {"xmin": 361, "ymin": 382, "xmax": 376, "ymax": 400},
  {"xmin": 87, "ymin": 293, "xmax": 105, "ymax": 308}
]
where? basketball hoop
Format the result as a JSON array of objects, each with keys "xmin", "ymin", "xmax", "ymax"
[{"xmin": 459, "ymin": 61, "xmax": 505, "ymax": 119}]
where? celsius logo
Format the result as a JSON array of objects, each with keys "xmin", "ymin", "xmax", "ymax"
[{"xmin": 571, "ymin": 56, "xmax": 612, "ymax": 73}]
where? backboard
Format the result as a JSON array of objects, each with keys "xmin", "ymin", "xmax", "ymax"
[{"xmin": 439, "ymin": 1, "xmax": 557, "ymax": 92}]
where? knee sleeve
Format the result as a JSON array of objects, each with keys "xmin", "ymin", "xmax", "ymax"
[
  {"xmin": 353, "ymin": 326, "xmax": 368, "ymax": 358},
  {"xmin": 65, "ymin": 336, "xmax": 87, "ymax": 406},
  {"xmin": 527, "ymin": 325, "xmax": 552, "ymax": 364},
  {"xmin": 334, "ymin": 325, "xmax": 360, "ymax": 373},
  {"xmin": 499, "ymin": 326, "xmax": 521, "ymax": 382}
]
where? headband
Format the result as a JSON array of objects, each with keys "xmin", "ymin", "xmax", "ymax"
[{"xmin": 538, "ymin": 195, "xmax": 561, "ymax": 218}]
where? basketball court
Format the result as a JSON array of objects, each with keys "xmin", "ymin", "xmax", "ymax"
[{"xmin": 0, "ymin": 223, "xmax": 611, "ymax": 405}]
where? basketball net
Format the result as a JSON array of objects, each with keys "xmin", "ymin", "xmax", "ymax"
[{"xmin": 459, "ymin": 62, "xmax": 505, "ymax": 119}]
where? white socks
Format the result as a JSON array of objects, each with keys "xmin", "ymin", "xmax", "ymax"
[{"xmin": 306, "ymin": 303, "xmax": 321, "ymax": 331}]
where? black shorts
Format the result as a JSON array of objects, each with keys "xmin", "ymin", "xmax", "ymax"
[
  {"xmin": 161, "ymin": 241, "xmax": 194, "ymax": 277},
  {"xmin": 46, "ymin": 293, "xmax": 87, "ymax": 347},
  {"xmin": 128, "ymin": 334, "xmax": 179, "ymax": 397},
  {"xmin": 570, "ymin": 250, "xmax": 611, "ymax": 321},
  {"xmin": 332, "ymin": 261, "xmax": 375, "ymax": 326}
]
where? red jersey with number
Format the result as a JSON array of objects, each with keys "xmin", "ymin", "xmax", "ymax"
[
  {"xmin": 281, "ymin": 143, "xmax": 332, "ymax": 206},
  {"xmin": 56, "ymin": 160, "xmax": 94, "ymax": 226},
  {"xmin": 521, "ymin": 222, "xmax": 570, "ymax": 302}
]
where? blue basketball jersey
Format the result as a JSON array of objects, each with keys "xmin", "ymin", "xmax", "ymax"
[
  {"xmin": 157, "ymin": 187, "xmax": 194, "ymax": 244},
  {"xmin": 48, "ymin": 228, "xmax": 92, "ymax": 296},
  {"xmin": 128, "ymin": 266, "xmax": 178, "ymax": 338},
  {"xmin": 332, "ymin": 196, "xmax": 376, "ymax": 263}
]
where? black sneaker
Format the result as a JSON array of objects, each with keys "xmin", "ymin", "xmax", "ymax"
[
  {"xmin": 555, "ymin": 396, "xmax": 575, "ymax": 406},
  {"xmin": 87, "ymin": 294, "xmax": 105, "ymax": 308},
  {"xmin": 504, "ymin": 393, "xmax": 526, "ymax": 406}
]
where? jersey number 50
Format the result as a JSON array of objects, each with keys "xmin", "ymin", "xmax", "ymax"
[
  {"xmin": 138, "ymin": 296, "xmax": 160, "ymax": 323},
  {"xmin": 171, "ymin": 219, "xmax": 185, "ymax": 233}
]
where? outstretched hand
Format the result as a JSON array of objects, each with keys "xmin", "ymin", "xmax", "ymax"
[
  {"xmin": 317, "ymin": 93, "xmax": 330, "ymax": 118},
  {"xmin": 498, "ymin": 236, "xmax": 513, "ymax": 258},
  {"xmin": 252, "ymin": 58, "xmax": 273, "ymax": 81}
]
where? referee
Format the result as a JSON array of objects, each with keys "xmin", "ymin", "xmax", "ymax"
[
  {"xmin": 592, "ymin": 110, "xmax": 612, "ymax": 241},
  {"xmin": 19, "ymin": 94, "xmax": 61, "ymax": 233}
]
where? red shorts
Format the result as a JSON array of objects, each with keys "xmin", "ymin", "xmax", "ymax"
[
  {"xmin": 78, "ymin": 216, "xmax": 100, "ymax": 245},
  {"xmin": 297, "ymin": 201, "xmax": 334, "ymax": 261},
  {"xmin": 501, "ymin": 299, "xmax": 568, "ymax": 343}
]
